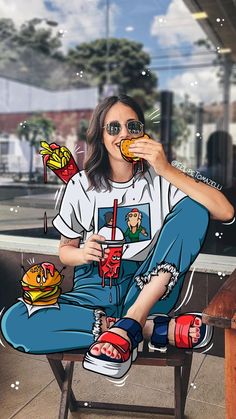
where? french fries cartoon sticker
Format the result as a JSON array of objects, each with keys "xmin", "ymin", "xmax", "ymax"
[{"xmin": 40, "ymin": 141, "xmax": 79, "ymax": 183}]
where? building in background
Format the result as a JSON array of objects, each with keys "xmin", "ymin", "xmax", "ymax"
[
  {"xmin": 0, "ymin": 76, "xmax": 98, "ymax": 174},
  {"xmin": 175, "ymin": 101, "xmax": 236, "ymax": 169}
]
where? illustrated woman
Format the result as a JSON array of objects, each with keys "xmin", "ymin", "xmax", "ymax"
[{"xmin": 1, "ymin": 95, "xmax": 234, "ymax": 379}]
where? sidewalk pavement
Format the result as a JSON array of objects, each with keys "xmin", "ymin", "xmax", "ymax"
[{"xmin": 0, "ymin": 338, "xmax": 225, "ymax": 419}]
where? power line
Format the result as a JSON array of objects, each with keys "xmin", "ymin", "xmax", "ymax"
[
  {"xmin": 150, "ymin": 44, "xmax": 211, "ymax": 53},
  {"xmin": 150, "ymin": 62, "xmax": 221, "ymax": 71},
  {"xmin": 151, "ymin": 51, "xmax": 217, "ymax": 60}
]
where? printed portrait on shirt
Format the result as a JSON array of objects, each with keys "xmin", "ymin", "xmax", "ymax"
[{"xmin": 97, "ymin": 204, "xmax": 151, "ymax": 243}]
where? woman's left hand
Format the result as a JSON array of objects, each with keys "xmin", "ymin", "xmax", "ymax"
[{"xmin": 129, "ymin": 136, "xmax": 170, "ymax": 176}]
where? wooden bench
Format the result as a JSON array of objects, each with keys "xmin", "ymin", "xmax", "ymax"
[
  {"xmin": 47, "ymin": 342, "xmax": 192, "ymax": 419},
  {"xmin": 203, "ymin": 268, "xmax": 236, "ymax": 419}
]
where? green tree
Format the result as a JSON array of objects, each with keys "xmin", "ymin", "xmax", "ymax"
[
  {"xmin": 172, "ymin": 104, "xmax": 191, "ymax": 149},
  {"xmin": 0, "ymin": 19, "xmax": 20, "ymax": 70},
  {"xmin": 17, "ymin": 115, "xmax": 55, "ymax": 182},
  {"xmin": 17, "ymin": 19, "xmax": 63, "ymax": 58},
  {"xmin": 67, "ymin": 38, "xmax": 158, "ymax": 110},
  {"xmin": 0, "ymin": 19, "xmax": 158, "ymax": 103},
  {"xmin": 0, "ymin": 18, "xmax": 81, "ymax": 89},
  {"xmin": 0, "ymin": 18, "xmax": 18, "ymax": 42}
]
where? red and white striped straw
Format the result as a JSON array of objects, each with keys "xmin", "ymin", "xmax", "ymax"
[{"xmin": 111, "ymin": 199, "xmax": 118, "ymax": 240}]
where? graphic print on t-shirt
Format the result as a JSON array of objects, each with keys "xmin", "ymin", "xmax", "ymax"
[{"xmin": 98, "ymin": 204, "xmax": 151, "ymax": 243}]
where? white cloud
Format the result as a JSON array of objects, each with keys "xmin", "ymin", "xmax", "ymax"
[
  {"xmin": 167, "ymin": 67, "xmax": 223, "ymax": 104},
  {"xmin": 150, "ymin": 0, "xmax": 206, "ymax": 47},
  {"xmin": 150, "ymin": 0, "xmax": 223, "ymax": 105},
  {"xmin": 0, "ymin": 0, "xmax": 119, "ymax": 51}
]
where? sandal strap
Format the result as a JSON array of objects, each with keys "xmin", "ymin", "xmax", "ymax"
[
  {"xmin": 112, "ymin": 318, "xmax": 143, "ymax": 349},
  {"xmin": 98, "ymin": 331, "xmax": 129, "ymax": 352},
  {"xmin": 97, "ymin": 331, "xmax": 130, "ymax": 361},
  {"xmin": 175, "ymin": 314, "xmax": 196, "ymax": 348},
  {"xmin": 151, "ymin": 316, "xmax": 171, "ymax": 347}
]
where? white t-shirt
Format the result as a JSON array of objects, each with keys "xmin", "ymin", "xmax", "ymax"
[
  {"xmin": 98, "ymin": 226, "xmax": 125, "ymax": 241},
  {"xmin": 53, "ymin": 168, "xmax": 186, "ymax": 261}
]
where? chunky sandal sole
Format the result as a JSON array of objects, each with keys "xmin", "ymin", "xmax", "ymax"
[{"xmin": 83, "ymin": 347, "xmax": 138, "ymax": 378}]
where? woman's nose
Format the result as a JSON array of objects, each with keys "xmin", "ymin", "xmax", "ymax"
[{"xmin": 119, "ymin": 124, "xmax": 130, "ymax": 138}]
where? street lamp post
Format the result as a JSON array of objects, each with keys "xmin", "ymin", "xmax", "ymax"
[{"xmin": 105, "ymin": 0, "xmax": 111, "ymax": 86}]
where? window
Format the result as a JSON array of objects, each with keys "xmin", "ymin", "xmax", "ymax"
[{"xmin": 0, "ymin": 0, "xmax": 235, "ymax": 256}]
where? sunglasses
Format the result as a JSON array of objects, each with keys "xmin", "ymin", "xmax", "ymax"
[{"xmin": 103, "ymin": 120, "xmax": 144, "ymax": 136}]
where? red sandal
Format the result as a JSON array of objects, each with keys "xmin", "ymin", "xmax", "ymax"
[
  {"xmin": 150, "ymin": 312, "xmax": 213, "ymax": 351},
  {"xmin": 83, "ymin": 318, "xmax": 143, "ymax": 378}
]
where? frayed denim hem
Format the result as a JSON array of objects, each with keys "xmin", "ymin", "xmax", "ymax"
[
  {"xmin": 92, "ymin": 309, "xmax": 106, "ymax": 341},
  {"xmin": 135, "ymin": 262, "xmax": 179, "ymax": 299}
]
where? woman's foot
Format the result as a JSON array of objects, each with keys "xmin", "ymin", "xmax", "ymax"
[
  {"xmin": 143, "ymin": 316, "xmax": 202, "ymax": 345},
  {"xmin": 90, "ymin": 315, "xmax": 202, "ymax": 359},
  {"xmin": 84, "ymin": 318, "xmax": 143, "ymax": 378},
  {"xmin": 169, "ymin": 316, "xmax": 201, "ymax": 345},
  {"xmin": 91, "ymin": 316, "xmax": 129, "ymax": 360}
]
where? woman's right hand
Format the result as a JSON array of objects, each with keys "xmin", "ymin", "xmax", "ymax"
[{"xmin": 81, "ymin": 234, "xmax": 106, "ymax": 264}]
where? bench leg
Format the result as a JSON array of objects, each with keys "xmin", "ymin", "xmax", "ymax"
[
  {"xmin": 47, "ymin": 351, "xmax": 192, "ymax": 418},
  {"xmin": 47, "ymin": 359, "xmax": 77, "ymax": 415},
  {"xmin": 59, "ymin": 361, "xmax": 74, "ymax": 419},
  {"xmin": 174, "ymin": 352, "xmax": 193, "ymax": 419},
  {"xmin": 175, "ymin": 366, "xmax": 183, "ymax": 419},
  {"xmin": 181, "ymin": 352, "xmax": 193, "ymax": 413}
]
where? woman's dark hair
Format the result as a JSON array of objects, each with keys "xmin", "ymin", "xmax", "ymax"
[{"xmin": 84, "ymin": 94, "xmax": 149, "ymax": 191}]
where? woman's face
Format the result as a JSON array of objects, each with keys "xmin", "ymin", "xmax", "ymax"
[
  {"xmin": 128, "ymin": 211, "xmax": 140, "ymax": 227},
  {"xmin": 102, "ymin": 102, "xmax": 142, "ymax": 164}
]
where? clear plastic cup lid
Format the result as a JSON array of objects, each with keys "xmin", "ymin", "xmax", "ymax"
[{"xmin": 96, "ymin": 239, "xmax": 125, "ymax": 246}]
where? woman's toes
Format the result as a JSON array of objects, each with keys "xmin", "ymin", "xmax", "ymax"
[
  {"xmin": 91, "ymin": 343, "xmax": 116, "ymax": 357},
  {"xmin": 90, "ymin": 343, "xmax": 102, "ymax": 356},
  {"xmin": 110, "ymin": 348, "xmax": 119, "ymax": 359},
  {"xmin": 168, "ymin": 318, "xmax": 202, "ymax": 347},
  {"xmin": 101, "ymin": 342, "xmax": 111, "ymax": 354},
  {"xmin": 189, "ymin": 327, "xmax": 200, "ymax": 338},
  {"xmin": 105, "ymin": 344, "xmax": 114, "ymax": 356},
  {"xmin": 101, "ymin": 344, "xmax": 118, "ymax": 359},
  {"xmin": 194, "ymin": 317, "xmax": 202, "ymax": 327}
]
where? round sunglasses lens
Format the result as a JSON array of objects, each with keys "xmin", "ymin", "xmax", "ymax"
[
  {"xmin": 128, "ymin": 121, "xmax": 143, "ymax": 134},
  {"xmin": 107, "ymin": 122, "xmax": 121, "ymax": 135}
]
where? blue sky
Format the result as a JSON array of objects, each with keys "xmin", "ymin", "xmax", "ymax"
[
  {"xmin": 112, "ymin": 0, "xmax": 170, "ymax": 41},
  {"xmin": 108, "ymin": 0, "xmax": 206, "ymax": 89},
  {"xmin": 110, "ymin": 0, "xmax": 173, "ymax": 87},
  {"xmin": 105, "ymin": 0, "xmax": 223, "ymax": 104}
]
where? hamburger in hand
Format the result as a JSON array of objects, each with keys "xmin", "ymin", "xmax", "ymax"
[
  {"xmin": 120, "ymin": 134, "xmax": 150, "ymax": 162},
  {"xmin": 21, "ymin": 262, "xmax": 63, "ymax": 306}
]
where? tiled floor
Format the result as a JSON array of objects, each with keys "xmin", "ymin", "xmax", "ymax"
[{"xmin": 0, "ymin": 342, "xmax": 225, "ymax": 419}]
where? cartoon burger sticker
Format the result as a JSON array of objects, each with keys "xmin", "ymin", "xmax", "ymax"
[{"xmin": 21, "ymin": 263, "xmax": 63, "ymax": 306}]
